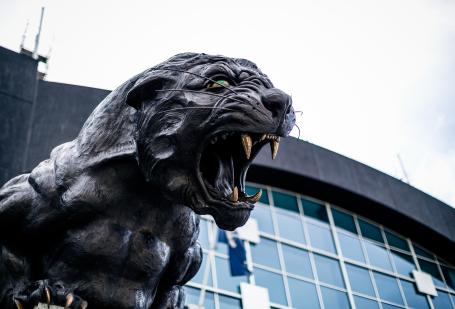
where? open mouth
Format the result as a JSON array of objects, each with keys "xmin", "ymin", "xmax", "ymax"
[{"xmin": 199, "ymin": 131, "xmax": 280, "ymax": 207}]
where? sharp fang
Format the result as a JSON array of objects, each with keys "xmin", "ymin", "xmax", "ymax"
[
  {"xmin": 247, "ymin": 190, "xmax": 262, "ymax": 203},
  {"xmin": 270, "ymin": 137, "xmax": 280, "ymax": 160},
  {"xmin": 241, "ymin": 133, "xmax": 252, "ymax": 160},
  {"xmin": 231, "ymin": 186, "xmax": 239, "ymax": 202},
  {"xmin": 260, "ymin": 134, "xmax": 267, "ymax": 141}
]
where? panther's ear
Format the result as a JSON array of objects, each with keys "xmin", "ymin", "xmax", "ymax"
[{"xmin": 126, "ymin": 75, "xmax": 172, "ymax": 109}]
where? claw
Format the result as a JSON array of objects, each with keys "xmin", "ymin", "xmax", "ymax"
[
  {"xmin": 14, "ymin": 299, "xmax": 23, "ymax": 309},
  {"xmin": 65, "ymin": 293, "xmax": 74, "ymax": 308}
]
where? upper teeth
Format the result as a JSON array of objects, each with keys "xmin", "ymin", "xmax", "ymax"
[
  {"xmin": 241, "ymin": 134, "xmax": 253, "ymax": 160},
  {"xmin": 260, "ymin": 134, "xmax": 280, "ymax": 160}
]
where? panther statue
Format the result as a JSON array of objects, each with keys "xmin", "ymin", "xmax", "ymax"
[{"xmin": 0, "ymin": 53, "xmax": 295, "ymax": 308}]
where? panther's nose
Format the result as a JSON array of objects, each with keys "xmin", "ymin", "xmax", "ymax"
[{"xmin": 261, "ymin": 88, "xmax": 295, "ymax": 135}]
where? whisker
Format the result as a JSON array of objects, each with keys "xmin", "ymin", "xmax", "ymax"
[
  {"xmin": 294, "ymin": 123, "xmax": 301, "ymax": 139},
  {"xmin": 153, "ymin": 68, "xmax": 238, "ymax": 95},
  {"xmin": 154, "ymin": 106, "xmax": 236, "ymax": 115},
  {"xmin": 294, "ymin": 110, "xmax": 304, "ymax": 115},
  {"xmin": 155, "ymin": 89, "xmax": 244, "ymax": 103}
]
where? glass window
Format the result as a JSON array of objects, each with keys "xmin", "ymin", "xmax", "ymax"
[
  {"xmin": 431, "ymin": 291, "xmax": 453, "ymax": 309},
  {"xmin": 441, "ymin": 265, "xmax": 455, "ymax": 290},
  {"xmin": 219, "ymin": 295, "xmax": 242, "ymax": 309},
  {"xmin": 314, "ymin": 254, "xmax": 345, "ymax": 288},
  {"xmin": 418, "ymin": 259, "xmax": 445, "ymax": 287},
  {"xmin": 382, "ymin": 304, "xmax": 403, "ymax": 309},
  {"xmin": 276, "ymin": 210, "xmax": 306, "ymax": 244},
  {"xmin": 320, "ymin": 287, "xmax": 351, "ymax": 309},
  {"xmin": 400, "ymin": 279, "xmax": 430, "ymax": 309},
  {"xmin": 390, "ymin": 250, "xmax": 415, "ymax": 277},
  {"xmin": 251, "ymin": 237, "xmax": 281, "ymax": 270},
  {"xmin": 250, "ymin": 205, "xmax": 274, "ymax": 234},
  {"xmin": 288, "ymin": 278, "xmax": 320, "ymax": 309},
  {"xmin": 358, "ymin": 219, "xmax": 384, "ymax": 243},
  {"xmin": 413, "ymin": 244, "xmax": 434, "ymax": 259},
  {"xmin": 373, "ymin": 272, "xmax": 404, "ymax": 305},
  {"xmin": 199, "ymin": 220, "xmax": 210, "ymax": 249},
  {"xmin": 302, "ymin": 198, "xmax": 329, "ymax": 223},
  {"xmin": 282, "ymin": 244, "xmax": 313, "ymax": 279},
  {"xmin": 204, "ymin": 292, "xmax": 216, "ymax": 309},
  {"xmin": 354, "ymin": 296, "xmax": 380, "ymax": 309},
  {"xmin": 364, "ymin": 241, "xmax": 393, "ymax": 271},
  {"xmin": 345, "ymin": 263, "xmax": 375, "ymax": 297},
  {"xmin": 307, "ymin": 223, "xmax": 336, "ymax": 253},
  {"xmin": 184, "ymin": 286, "xmax": 200, "ymax": 306},
  {"xmin": 191, "ymin": 253, "xmax": 213, "ymax": 286},
  {"xmin": 254, "ymin": 268, "xmax": 287, "ymax": 305},
  {"xmin": 215, "ymin": 257, "xmax": 247, "ymax": 293},
  {"xmin": 246, "ymin": 185, "xmax": 269, "ymax": 204},
  {"xmin": 272, "ymin": 191, "xmax": 298, "ymax": 212},
  {"xmin": 384, "ymin": 230, "xmax": 409, "ymax": 252},
  {"xmin": 338, "ymin": 232, "xmax": 366, "ymax": 263},
  {"xmin": 332, "ymin": 208, "xmax": 357, "ymax": 234}
]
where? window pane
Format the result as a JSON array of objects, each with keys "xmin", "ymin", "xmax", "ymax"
[
  {"xmin": 199, "ymin": 220, "xmax": 210, "ymax": 249},
  {"xmin": 320, "ymin": 287, "xmax": 351, "ymax": 309},
  {"xmin": 246, "ymin": 185, "xmax": 269, "ymax": 204},
  {"xmin": 354, "ymin": 296, "xmax": 380, "ymax": 309},
  {"xmin": 302, "ymin": 198, "xmax": 329, "ymax": 223},
  {"xmin": 307, "ymin": 223, "xmax": 336, "ymax": 253},
  {"xmin": 184, "ymin": 287, "xmax": 200, "ymax": 306},
  {"xmin": 418, "ymin": 259, "xmax": 445, "ymax": 287},
  {"xmin": 288, "ymin": 278, "xmax": 320, "ymax": 309},
  {"xmin": 276, "ymin": 210, "xmax": 306, "ymax": 244},
  {"xmin": 364, "ymin": 241, "xmax": 393, "ymax": 271},
  {"xmin": 251, "ymin": 237, "xmax": 281, "ymax": 270},
  {"xmin": 358, "ymin": 219, "xmax": 384, "ymax": 243},
  {"xmin": 282, "ymin": 244, "xmax": 313, "ymax": 279},
  {"xmin": 413, "ymin": 244, "xmax": 433, "ymax": 259},
  {"xmin": 204, "ymin": 292, "xmax": 216, "ymax": 309},
  {"xmin": 400, "ymin": 279, "xmax": 430, "ymax": 309},
  {"xmin": 250, "ymin": 205, "xmax": 274, "ymax": 234},
  {"xmin": 191, "ymin": 253, "xmax": 213, "ymax": 286},
  {"xmin": 219, "ymin": 295, "xmax": 242, "ymax": 309},
  {"xmin": 382, "ymin": 304, "xmax": 402, "ymax": 309},
  {"xmin": 314, "ymin": 254, "xmax": 345, "ymax": 288},
  {"xmin": 431, "ymin": 291, "xmax": 453, "ymax": 309},
  {"xmin": 254, "ymin": 268, "xmax": 287, "ymax": 305},
  {"xmin": 390, "ymin": 250, "xmax": 415, "ymax": 277},
  {"xmin": 332, "ymin": 208, "xmax": 357, "ymax": 234},
  {"xmin": 272, "ymin": 191, "xmax": 298, "ymax": 212},
  {"xmin": 215, "ymin": 257, "xmax": 247, "ymax": 293},
  {"xmin": 441, "ymin": 265, "xmax": 455, "ymax": 290},
  {"xmin": 373, "ymin": 272, "xmax": 404, "ymax": 305},
  {"xmin": 338, "ymin": 232, "xmax": 366, "ymax": 263},
  {"xmin": 384, "ymin": 230, "xmax": 409, "ymax": 251},
  {"xmin": 345, "ymin": 263, "xmax": 375, "ymax": 297}
]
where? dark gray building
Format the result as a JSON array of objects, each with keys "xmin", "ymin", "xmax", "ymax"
[{"xmin": 1, "ymin": 46, "xmax": 454, "ymax": 309}]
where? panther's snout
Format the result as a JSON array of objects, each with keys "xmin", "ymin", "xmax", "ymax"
[{"xmin": 261, "ymin": 88, "xmax": 295, "ymax": 136}]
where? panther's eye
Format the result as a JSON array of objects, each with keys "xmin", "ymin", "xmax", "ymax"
[{"xmin": 206, "ymin": 79, "xmax": 231, "ymax": 90}]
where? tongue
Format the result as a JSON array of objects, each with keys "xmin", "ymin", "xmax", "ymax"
[{"xmin": 214, "ymin": 153, "xmax": 234, "ymax": 196}]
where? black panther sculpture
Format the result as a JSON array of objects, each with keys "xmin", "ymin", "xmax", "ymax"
[{"xmin": 0, "ymin": 53, "xmax": 295, "ymax": 308}]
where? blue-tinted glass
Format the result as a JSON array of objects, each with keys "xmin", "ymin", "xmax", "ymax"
[
  {"xmin": 219, "ymin": 295, "xmax": 242, "ymax": 309},
  {"xmin": 246, "ymin": 185, "xmax": 269, "ymax": 204},
  {"xmin": 419, "ymin": 259, "xmax": 445, "ymax": 287},
  {"xmin": 338, "ymin": 232, "xmax": 366, "ymax": 262},
  {"xmin": 382, "ymin": 304, "xmax": 402, "ymax": 309},
  {"xmin": 384, "ymin": 230, "xmax": 409, "ymax": 251},
  {"xmin": 199, "ymin": 220, "xmax": 210, "ymax": 249},
  {"xmin": 204, "ymin": 292, "xmax": 216, "ymax": 309},
  {"xmin": 373, "ymin": 272, "xmax": 404, "ymax": 305},
  {"xmin": 282, "ymin": 244, "xmax": 313, "ymax": 278},
  {"xmin": 250, "ymin": 205, "xmax": 274, "ymax": 234},
  {"xmin": 413, "ymin": 244, "xmax": 433, "ymax": 259},
  {"xmin": 191, "ymin": 254, "xmax": 213, "ymax": 286},
  {"xmin": 391, "ymin": 250, "xmax": 415, "ymax": 277},
  {"xmin": 364, "ymin": 241, "xmax": 393, "ymax": 271},
  {"xmin": 307, "ymin": 223, "xmax": 336, "ymax": 253},
  {"xmin": 358, "ymin": 219, "xmax": 384, "ymax": 243},
  {"xmin": 332, "ymin": 208, "xmax": 357, "ymax": 234},
  {"xmin": 184, "ymin": 287, "xmax": 200, "ymax": 306},
  {"xmin": 302, "ymin": 198, "xmax": 329, "ymax": 223},
  {"xmin": 354, "ymin": 296, "xmax": 380, "ymax": 309},
  {"xmin": 276, "ymin": 210, "xmax": 306, "ymax": 244},
  {"xmin": 441, "ymin": 265, "xmax": 455, "ymax": 290},
  {"xmin": 215, "ymin": 257, "xmax": 247, "ymax": 293},
  {"xmin": 251, "ymin": 237, "xmax": 281, "ymax": 269},
  {"xmin": 288, "ymin": 278, "xmax": 320, "ymax": 309},
  {"xmin": 432, "ymin": 291, "xmax": 453, "ymax": 309},
  {"xmin": 400, "ymin": 279, "xmax": 430, "ymax": 309},
  {"xmin": 272, "ymin": 191, "xmax": 298, "ymax": 212},
  {"xmin": 314, "ymin": 254, "xmax": 345, "ymax": 288},
  {"xmin": 254, "ymin": 268, "xmax": 287, "ymax": 305},
  {"xmin": 345, "ymin": 263, "xmax": 375, "ymax": 296},
  {"xmin": 216, "ymin": 232, "xmax": 229, "ymax": 255},
  {"xmin": 320, "ymin": 287, "xmax": 351, "ymax": 309}
]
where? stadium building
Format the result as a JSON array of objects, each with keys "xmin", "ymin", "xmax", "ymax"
[{"xmin": 1, "ymin": 46, "xmax": 454, "ymax": 309}]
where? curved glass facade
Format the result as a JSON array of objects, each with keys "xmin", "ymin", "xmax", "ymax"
[{"xmin": 185, "ymin": 183, "xmax": 455, "ymax": 309}]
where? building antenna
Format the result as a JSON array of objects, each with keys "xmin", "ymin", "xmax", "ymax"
[
  {"xmin": 397, "ymin": 153, "xmax": 410, "ymax": 184},
  {"xmin": 33, "ymin": 6, "xmax": 45, "ymax": 60},
  {"xmin": 20, "ymin": 20, "xmax": 29, "ymax": 50}
]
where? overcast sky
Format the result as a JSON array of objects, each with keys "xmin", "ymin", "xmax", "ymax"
[{"xmin": 1, "ymin": 0, "xmax": 454, "ymax": 207}]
